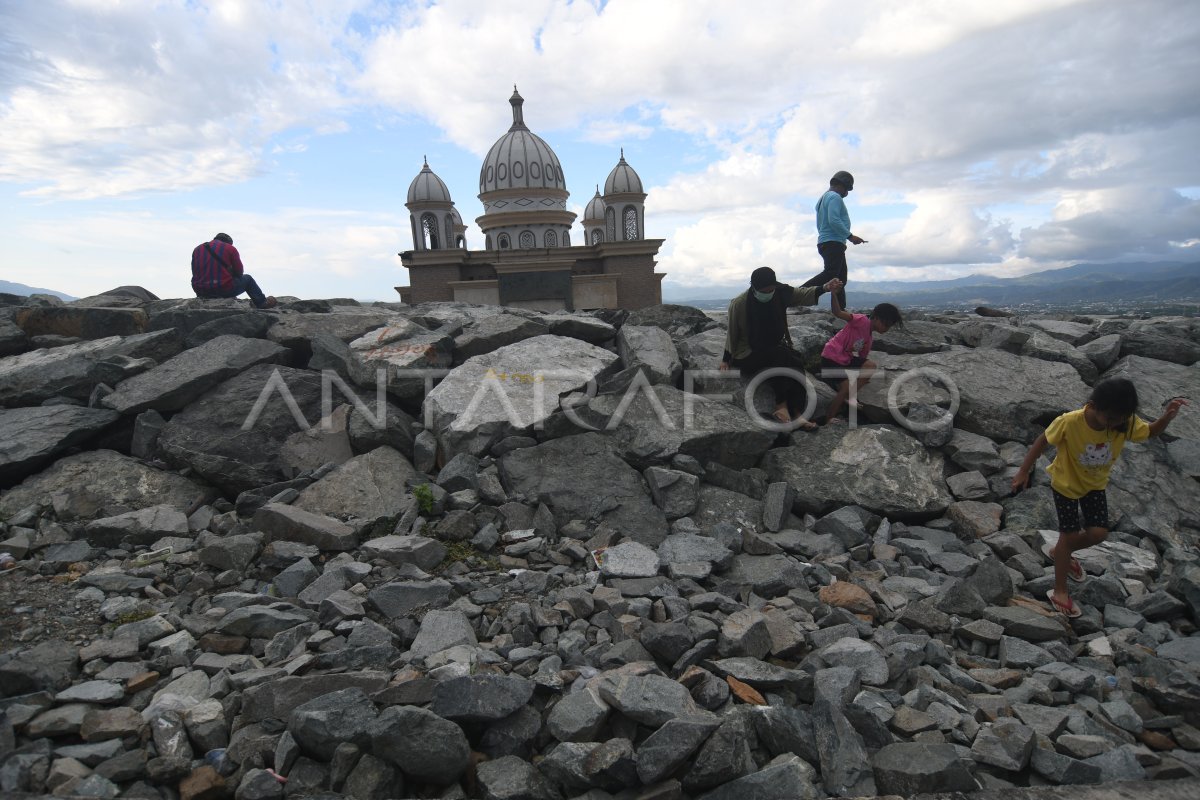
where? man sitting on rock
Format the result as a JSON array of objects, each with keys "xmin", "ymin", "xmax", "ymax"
[{"xmin": 191, "ymin": 233, "xmax": 277, "ymax": 309}]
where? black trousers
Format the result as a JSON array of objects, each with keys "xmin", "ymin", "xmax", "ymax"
[
  {"xmin": 732, "ymin": 345, "xmax": 811, "ymax": 417},
  {"xmin": 802, "ymin": 242, "xmax": 848, "ymax": 307}
]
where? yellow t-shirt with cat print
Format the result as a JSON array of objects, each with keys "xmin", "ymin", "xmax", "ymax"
[{"xmin": 1044, "ymin": 408, "xmax": 1150, "ymax": 499}]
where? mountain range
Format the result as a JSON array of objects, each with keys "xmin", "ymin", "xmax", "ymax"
[
  {"xmin": 0, "ymin": 279, "xmax": 75, "ymax": 301},
  {"xmin": 663, "ymin": 261, "xmax": 1200, "ymax": 311},
  {"xmin": 5, "ymin": 261, "xmax": 1199, "ymax": 312}
]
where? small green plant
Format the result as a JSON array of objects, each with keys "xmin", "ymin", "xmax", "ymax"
[
  {"xmin": 115, "ymin": 609, "xmax": 156, "ymax": 626},
  {"xmin": 438, "ymin": 540, "xmax": 500, "ymax": 571},
  {"xmin": 412, "ymin": 483, "xmax": 435, "ymax": 515}
]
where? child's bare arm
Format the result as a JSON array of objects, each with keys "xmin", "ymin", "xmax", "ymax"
[
  {"xmin": 1149, "ymin": 397, "xmax": 1188, "ymax": 437},
  {"xmin": 830, "ymin": 287, "xmax": 853, "ymax": 321},
  {"xmin": 1011, "ymin": 433, "xmax": 1048, "ymax": 494}
]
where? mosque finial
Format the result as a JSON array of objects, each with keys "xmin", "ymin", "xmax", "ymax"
[
  {"xmin": 620, "ymin": 148, "xmax": 625, "ymax": 160},
  {"xmin": 508, "ymin": 86, "xmax": 527, "ymax": 131},
  {"xmin": 423, "ymin": 155, "xmax": 428, "ymax": 167}
]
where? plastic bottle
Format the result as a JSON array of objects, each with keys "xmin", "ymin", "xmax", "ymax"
[{"xmin": 0, "ymin": 553, "xmax": 15, "ymax": 571}]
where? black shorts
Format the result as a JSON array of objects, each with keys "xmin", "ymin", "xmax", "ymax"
[
  {"xmin": 819, "ymin": 355, "xmax": 868, "ymax": 390},
  {"xmin": 1052, "ymin": 488, "xmax": 1109, "ymax": 532}
]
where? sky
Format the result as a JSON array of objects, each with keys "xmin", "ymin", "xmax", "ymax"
[{"xmin": 1, "ymin": 0, "xmax": 1198, "ymax": 302}]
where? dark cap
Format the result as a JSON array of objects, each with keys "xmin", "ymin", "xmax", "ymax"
[
  {"xmin": 830, "ymin": 171, "xmax": 854, "ymax": 190},
  {"xmin": 214, "ymin": 233, "xmax": 233, "ymax": 245},
  {"xmin": 750, "ymin": 266, "xmax": 777, "ymax": 290}
]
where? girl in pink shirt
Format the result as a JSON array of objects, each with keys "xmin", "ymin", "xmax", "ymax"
[{"xmin": 818, "ymin": 295, "xmax": 902, "ymax": 423}]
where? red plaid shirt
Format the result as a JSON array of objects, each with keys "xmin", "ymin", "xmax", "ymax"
[{"xmin": 191, "ymin": 239, "xmax": 245, "ymax": 294}]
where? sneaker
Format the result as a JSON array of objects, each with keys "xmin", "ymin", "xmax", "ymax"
[{"xmin": 259, "ymin": 296, "xmax": 278, "ymax": 309}]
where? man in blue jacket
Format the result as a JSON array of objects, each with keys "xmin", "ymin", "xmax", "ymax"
[
  {"xmin": 191, "ymin": 233, "xmax": 277, "ymax": 309},
  {"xmin": 801, "ymin": 171, "xmax": 866, "ymax": 308}
]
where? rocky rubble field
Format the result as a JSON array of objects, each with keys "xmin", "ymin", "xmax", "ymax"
[{"xmin": 1, "ymin": 287, "xmax": 1199, "ymax": 800}]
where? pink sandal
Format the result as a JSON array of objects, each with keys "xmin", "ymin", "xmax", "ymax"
[
  {"xmin": 1041, "ymin": 542, "xmax": 1085, "ymax": 583},
  {"xmin": 1046, "ymin": 589, "xmax": 1082, "ymax": 619}
]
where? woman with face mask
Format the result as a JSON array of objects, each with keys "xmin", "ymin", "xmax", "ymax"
[{"xmin": 720, "ymin": 266, "xmax": 843, "ymax": 429}]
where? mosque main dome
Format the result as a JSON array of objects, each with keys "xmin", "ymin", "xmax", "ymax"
[
  {"xmin": 475, "ymin": 87, "xmax": 575, "ymax": 250},
  {"xmin": 479, "ymin": 88, "xmax": 567, "ymax": 195}
]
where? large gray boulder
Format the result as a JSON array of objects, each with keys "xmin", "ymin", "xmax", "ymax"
[
  {"xmin": 1118, "ymin": 329, "xmax": 1200, "ymax": 366},
  {"xmin": 763, "ymin": 425, "xmax": 952, "ymax": 520},
  {"xmin": 0, "ymin": 310, "xmax": 28, "ymax": 356},
  {"xmin": 0, "ymin": 450, "xmax": 209, "ymax": 521},
  {"xmin": 13, "ymin": 305, "xmax": 149, "ymax": 339},
  {"xmin": 871, "ymin": 319, "xmax": 961, "ymax": 355},
  {"xmin": 0, "ymin": 406, "xmax": 119, "ymax": 486},
  {"xmin": 860, "ymin": 347, "xmax": 1090, "ymax": 443},
  {"xmin": 83, "ymin": 505, "xmax": 190, "ymax": 548},
  {"xmin": 293, "ymin": 446, "xmax": 416, "ymax": 524},
  {"xmin": 287, "ymin": 688, "xmax": 377, "ymax": 761},
  {"xmin": 1020, "ymin": 331, "xmax": 1098, "ymax": 383},
  {"xmin": 872, "ymin": 742, "xmax": 979, "ymax": 794},
  {"xmin": 101, "ymin": 335, "xmax": 288, "ymax": 414},
  {"xmin": 265, "ymin": 308, "xmax": 401, "ymax": 349},
  {"xmin": 453, "ymin": 313, "xmax": 549, "ymax": 361},
  {"xmin": 425, "ymin": 334, "xmax": 618, "ymax": 457},
  {"xmin": 1106, "ymin": 440, "xmax": 1200, "ymax": 543},
  {"xmin": 499, "ymin": 433, "xmax": 668, "ymax": 547},
  {"xmin": 617, "ymin": 325, "xmax": 682, "ymax": 385},
  {"xmin": 573, "ymin": 384, "xmax": 775, "ymax": 470},
  {"xmin": 543, "ymin": 312, "xmax": 616, "ymax": 344},
  {"xmin": 369, "ymin": 705, "xmax": 469, "ymax": 785},
  {"xmin": 156, "ymin": 364, "xmax": 328, "ymax": 494},
  {"xmin": 0, "ymin": 330, "xmax": 181, "ymax": 407},
  {"xmin": 347, "ymin": 319, "xmax": 454, "ymax": 403},
  {"xmin": 1025, "ymin": 318, "xmax": 1094, "ymax": 345}
]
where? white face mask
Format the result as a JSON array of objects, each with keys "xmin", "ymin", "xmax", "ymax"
[{"xmin": 753, "ymin": 289, "xmax": 775, "ymax": 303}]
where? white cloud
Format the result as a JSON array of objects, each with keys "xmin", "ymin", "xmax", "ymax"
[
  {"xmin": 2, "ymin": 0, "xmax": 1199, "ymax": 296},
  {"xmin": 0, "ymin": 0, "xmax": 359, "ymax": 198},
  {"xmin": 1019, "ymin": 187, "xmax": 1200, "ymax": 261}
]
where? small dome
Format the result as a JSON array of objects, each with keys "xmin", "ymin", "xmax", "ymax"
[
  {"xmin": 479, "ymin": 88, "xmax": 567, "ymax": 195},
  {"xmin": 604, "ymin": 150, "xmax": 643, "ymax": 195},
  {"xmin": 449, "ymin": 207, "xmax": 463, "ymax": 226},
  {"xmin": 407, "ymin": 159, "xmax": 452, "ymax": 204},
  {"xmin": 584, "ymin": 186, "xmax": 606, "ymax": 220}
]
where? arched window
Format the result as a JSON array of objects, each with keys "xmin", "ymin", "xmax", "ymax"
[
  {"xmin": 498, "ymin": 234, "xmax": 510, "ymax": 249},
  {"xmin": 544, "ymin": 230, "xmax": 557, "ymax": 248},
  {"xmin": 445, "ymin": 217, "xmax": 455, "ymax": 249},
  {"xmin": 623, "ymin": 206, "xmax": 639, "ymax": 240},
  {"xmin": 605, "ymin": 207, "xmax": 616, "ymax": 242},
  {"xmin": 519, "ymin": 230, "xmax": 535, "ymax": 249},
  {"xmin": 421, "ymin": 213, "xmax": 440, "ymax": 249},
  {"xmin": 563, "ymin": 231, "xmax": 570, "ymax": 246},
  {"xmin": 485, "ymin": 234, "xmax": 492, "ymax": 250},
  {"xmin": 457, "ymin": 236, "xmax": 466, "ymax": 249},
  {"xmin": 590, "ymin": 229, "xmax": 603, "ymax": 245}
]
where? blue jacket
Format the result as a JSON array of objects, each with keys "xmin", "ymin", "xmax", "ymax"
[{"xmin": 816, "ymin": 190, "xmax": 851, "ymax": 244}]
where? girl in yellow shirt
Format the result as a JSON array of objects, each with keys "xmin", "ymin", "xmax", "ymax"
[{"xmin": 1012, "ymin": 378, "xmax": 1187, "ymax": 618}]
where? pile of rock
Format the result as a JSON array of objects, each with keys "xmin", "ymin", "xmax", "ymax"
[{"xmin": 1, "ymin": 290, "xmax": 1199, "ymax": 799}]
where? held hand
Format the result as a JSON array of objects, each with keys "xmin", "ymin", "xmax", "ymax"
[
  {"xmin": 849, "ymin": 235, "xmax": 867, "ymax": 245},
  {"xmin": 823, "ymin": 278, "xmax": 844, "ymax": 293},
  {"xmin": 719, "ymin": 361, "xmax": 730, "ymax": 371}
]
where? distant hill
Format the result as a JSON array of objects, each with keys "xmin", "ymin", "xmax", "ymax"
[
  {"xmin": 0, "ymin": 279, "xmax": 75, "ymax": 301},
  {"xmin": 664, "ymin": 261, "xmax": 1200, "ymax": 311}
]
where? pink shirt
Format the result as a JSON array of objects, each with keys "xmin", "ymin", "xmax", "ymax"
[{"xmin": 822, "ymin": 313, "xmax": 873, "ymax": 364}]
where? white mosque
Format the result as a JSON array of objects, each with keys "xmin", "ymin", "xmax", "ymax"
[{"xmin": 396, "ymin": 88, "xmax": 664, "ymax": 311}]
